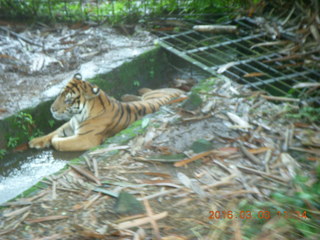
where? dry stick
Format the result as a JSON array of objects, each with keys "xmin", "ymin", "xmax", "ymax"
[
  {"xmin": 71, "ymin": 224, "xmax": 108, "ymax": 239},
  {"xmin": 2, "ymin": 190, "xmax": 49, "ymax": 207},
  {"xmin": 251, "ymin": 99, "xmax": 266, "ymax": 109},
  {"xmin": 289, "ymin": 147, "xmax": 320, "ymax": 156},
  {"xmin": 238, "ymin": 142, "xmax": 260, "ymax": 165},
  {"xmin": 0, "ymin": 26, "xmax": 42, "ymax": 47},
  {"xmin": 84, "ymin": 155, "xmax": 93, "ymax": 171},
  {"xmin": 0, "ymin": 211, "xmax": 30, "ymax": 236},
  {"xmin": 249, "ymin": 125, "xmax": 262, "ymax": 142},
  {"xmin": 221, "ymin": 189, "xmax": 258, "ymax": 198},
  {"xmin": 282, "ymin": 127, "xmax": 290, "ymax": 152},
  {"xmin": 249, "ymin": 147, "xmax": 271, "ymax": 154},
  {"xmin": 92, "ymin": 158, "xmax": 99, "ymax": 178},
  {"xmin": 167, "ymin": 96, "xmax": 188, "ymax": 104},
  {"xmin": 69, "ymin": 164, "xmax": 101, "ymax": 185},
  {"xmin": 203, "ymin": 175, "xmax": 236, "ymax": 191},
  {"xmin": 33, "ymin": 233, "xmax": 67, "ymax": 240},
  {"xmin": 262, "ymin": 48, "xmax": 320, "ymax": 63},
  {"xmin": 193, "ymin": 25, "xmax": 238, "ymax": 33},
  {"xmin": 142, "ymin": 197, "xmax": 161, "ymax": 240},
  {"xmin": 174, "ymin": 150, "xmax": 214, "ymax": 167},
  {"xmin": 237, "ymin": 165, "xmax": 288, "ymax": 183},
  {"xmin": 52, "ymin": 180, "xmax": 57, "ymax": 200},
  {"xmin": 232, "ymin": 215, "xmax": 243, "ymax": 240},
  {"xmin": 3, "ymin": 206, "xmax": 31, "ymax": 218},
  {"xmin": 117, "ymin": 212, "xmax": 168, "ymax": 229},
  {"xmin": 264, "ymin": 149, "xmax": 273, "ymax": 173},
  {"xmin": 213, "ymin": 160, "xmax": 232, "ymax": 174},
  {"xmin": 289, "ymin": 124, "xmax": 294, "ymax": 147},
  {"xmin": 261, "ymin": 95, "xmax": 300, "ymax": 102},
  {"xmin": 25, "ymin": 215, "xmax": 69, "ymax": 224},
  {"xmin": 138, "ymin": 189, "xmax": 180, "ymax": 201},
  {"xmin": 84, "ymin": 193, "xmax": 101, "ymax": 210},
  {"xmin": 0, "ymin": 201, "xmax": 32, "ymax": 207},
  {"xmin": 182, "ymin": 113, "xmax": 212, "ymax": 122},
  {"xmin": 27, "ymin": 189, "xmax": 50, "ymax": 202},
  {"xmin": 41, "ymin": 180, "xmax": 82, "ymax": 194},
  {"xmin": 115, "ymin": 214, "xmax": 147, "ymax": 224},
  {"xmin": 281, "ymin": 5, "xmax": 296, "ymax": 25}
]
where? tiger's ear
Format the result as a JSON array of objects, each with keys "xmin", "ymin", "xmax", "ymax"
[{"xmin": 74, "ymin": 73, "xmax": 82, "ymax": 80}]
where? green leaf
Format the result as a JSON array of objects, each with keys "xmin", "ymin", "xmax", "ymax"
[{"xmin": 190, "ymin": 139, "xmax": 212, "ymax": 153}]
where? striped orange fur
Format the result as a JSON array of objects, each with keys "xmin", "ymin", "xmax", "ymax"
[{"xmin": 29, "ymin": 73, "xmax": 183, "ymax": 151}]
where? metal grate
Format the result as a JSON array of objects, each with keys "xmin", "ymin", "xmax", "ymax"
[{"xmin": 156, "ymin": 17, "xmax": 320, "ymax": 104}]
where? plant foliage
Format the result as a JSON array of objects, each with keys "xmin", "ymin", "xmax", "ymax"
[{"xmin": 0, "ymin": 0, "xmax": 249, "ymax": 23}]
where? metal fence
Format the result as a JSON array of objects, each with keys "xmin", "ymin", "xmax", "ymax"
[{"xmin": 156, "ymin": 17, "xmax": 320, "ymax": 104}]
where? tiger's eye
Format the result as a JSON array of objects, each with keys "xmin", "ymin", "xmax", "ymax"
[{"xmin": 64, "ymin": 98, "xmax": 73, "ymax": 104}]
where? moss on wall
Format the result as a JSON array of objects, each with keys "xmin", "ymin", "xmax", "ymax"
[
  {"xmin": 89, "ymin": 47, "xmax": 171, "ymax": 98},
  {"xmin": 0, "ymin": 100, "xmax": 63, "ymax": 149}
]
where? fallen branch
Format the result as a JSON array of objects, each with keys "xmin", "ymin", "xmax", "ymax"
[
  {"xmin": 221, "ymin": 189, "xmax": 259, "ymax": 198},
  {"xmin": 25, "ymin": 215, "xmax": 69, "ymax": 224},
  {"xmin": 238, "ymin": 142, "xmax": 260, "ymax": 165},
  {"xmin": 138, "ymin": 189, "xmax": 180, "ymax": 201},
  {"xmin": 250, "ymin": 40, "xmax": 289, "ymax": 49},
  {"xmin": 174, "ymin": 150, "xmax": 214, "ymax": 167},
  {"xmin": 182, "ymin": 113, "xmax": 213, "ymax": 122},
  {"xmin": 143, "ymin": 197, "xmax": 161, "ymax": 240},
  {"xmin": 293, "ymin": 82, "xmax": 320, "ymax": 89},
  {"xmin": 262, "ymin": 48, "xmax": 320, "ymax": 63},
  {"xmin": 69, "ymin": 164, "xmax": 101, "ymax": 185},
  {"xmin": 261, "ymin": 95, "xmax": 300, "ymax": 102},
  {"xmin": 117, "ymin": 211, "xmax": 168, "ymax": 229},
  {"xmin": 248, "ymin": 147, "xmax": 271, "ymax": 155},
  {"xmin": 3, "ymin": 206, "xmax": 31, "ymax": 218},
  {"xmin": 0, "ymin": 211, "xmax": 30, "ymax": 236},
  {"xmin": 232, "ymin": 210, "xmax": 243, "ymax": 240},
  {"xmin": 0, "ymin": 26, "xmax": 42, "ymax": 47},
  {"xmin": 243, "ymin": 72, "xmax": 265, "ymax": 78},
  {"xmin": 33, "ymin": 233, "xmax": 68, "ymax": 240},
  {"xmin": 289, "ymin": 147, "xmax": 320, "ymax": 156},
  {"xmin": 167, "ymin": 96, "xmax": 188, "ymax": 104},
  {"xmin": 237, "ymin": 165, "xmax": 288, "ymax": 183},
  {"xmin": 193, "ymin": 25, "xmax": 237, "ymax": 33}
]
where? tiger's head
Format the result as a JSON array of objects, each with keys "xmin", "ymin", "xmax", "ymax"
[{"xmin": 51, "ymin": 73, "xmax": 100, "ymax": 121}]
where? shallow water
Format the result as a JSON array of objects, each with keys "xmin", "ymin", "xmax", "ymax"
[{"xmin": 0, "ymin": 149, "xmax": 81, "ymax": 204}]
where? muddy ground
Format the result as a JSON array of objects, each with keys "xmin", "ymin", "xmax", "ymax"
[
  {"xmin": 0, "ymin": 75, "xmax": 318, "ymax": 239},
  {"xmin": 0, "ymin": 22, "xmax": 154, "ymax": 119}
]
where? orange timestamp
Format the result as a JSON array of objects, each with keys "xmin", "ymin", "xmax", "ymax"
[{"xmin": 208, "ymin": 210, "xmax": 308, "ymax": 220}]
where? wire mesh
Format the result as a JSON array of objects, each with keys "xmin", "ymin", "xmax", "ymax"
[{"xmin": 156, "ymin": 17, "xmax": 320, "ymax": 104}]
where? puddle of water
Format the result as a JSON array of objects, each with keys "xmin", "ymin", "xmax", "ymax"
[{"xmin": 0, "ymin": 150, "xmax": 81, "ymax": 204}]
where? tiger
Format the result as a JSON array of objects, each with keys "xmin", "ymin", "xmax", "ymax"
[{"xmin": 28, "ymin": 73, "xmax": 184, "ymax": 152}]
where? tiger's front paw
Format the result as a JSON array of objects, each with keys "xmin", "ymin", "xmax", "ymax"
[{"xmin": 29, "ymin": 136, "xmax": 52, "ymax": 149}]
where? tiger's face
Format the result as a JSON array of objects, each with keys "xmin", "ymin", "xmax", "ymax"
[{"xmin": 50, "ymin": 73, "xmax": 100, "ymax": 121}]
